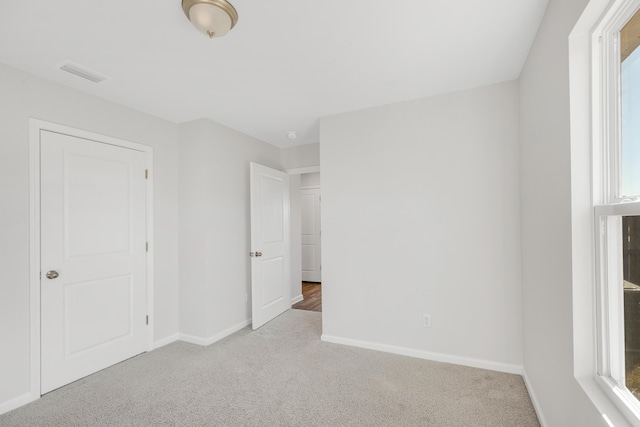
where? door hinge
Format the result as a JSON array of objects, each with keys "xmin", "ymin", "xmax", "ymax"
[
  {"xmin": 146, "ymin": 242, "xmax": 149, "ymax": 252},
  {"xmin": 145, "ymin": 169, "xmax": 148, "ymax": 179},
  {"xmin": 146, "ymin": 315, "xmax": 149, "ymax": 325}
]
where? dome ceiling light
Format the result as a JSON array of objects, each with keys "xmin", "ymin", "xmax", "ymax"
[{"xmin": 182, "ymin": 0, "xmax": 238, "ymax": 39}]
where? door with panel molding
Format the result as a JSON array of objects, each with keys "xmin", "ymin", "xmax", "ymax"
[
  {"xmin": 40, "ymin": 130, "xmax": 148, "ymax": 394},
  {"xmin": 300, "ymin": 187, "xmax": 321, "ymax": 282},
  {"xmin": 250, "ymin": 162, "xmax": 291, "ymax": 330}
]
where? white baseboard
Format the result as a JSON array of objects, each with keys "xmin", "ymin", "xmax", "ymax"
[
  {"xmin": 522, "ymin": 370, "xmax": 548, "ymax": 427},
  {"xmin": 179, "ymin": 319, "xmax": 251, "ymax": 346},
  {"xmin": 0, "ymin": 321, "xmax": 250, "ymax": 416},
  {"xmin": 0, "ymin": 392, "xmax": 38, "ymax": 416},
  {"xmin": 291, "ymin": 294, "xmax": 304, "ymax": 305},
  {"xmin": 152, "ymin": 333, "xmax": 179, "ymax": 350},
  {"xmin": 321, "ymin": 334, "xmax": 523, "ymax": 375}
]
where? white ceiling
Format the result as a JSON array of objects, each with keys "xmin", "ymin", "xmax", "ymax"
[{"xmin": 0, "ymin": 1, "xmax": 548, "ymax": 148}]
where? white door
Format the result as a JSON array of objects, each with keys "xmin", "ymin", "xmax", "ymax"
[
  {"xmin": 40, "ymin": 130, "xmax": 148, "ymax": 394},
  {"xmin": 301, "ymin": 188, "xmax": 321, "ymax": 282},
  {"xmin": 250, "ymin": 162, "xmax": 290, "ymax": 330}
]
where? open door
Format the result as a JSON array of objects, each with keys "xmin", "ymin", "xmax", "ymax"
[{"xmin": 250, "ymin": 163, "xmax": 291, "ymax": 330}]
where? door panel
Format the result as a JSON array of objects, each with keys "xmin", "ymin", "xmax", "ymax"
[
  {"xmin": 250, "ymin": 163, "xmax": 290, "ymax": 330},
  {"xmin": 260, "ymin": 176, "xmax": 284, "ymax": 243},
  {"xmin": 65, "ymin": 153, "xmax": 131, "ymax": 257},
  {"xmin": 63, "ymin": 275, "xmax": 132, "ymax": 356},
  {"xmin": 301, "ymin": 188, "xmax": 321, "ymax": 282},
  {"xmin": 40, "ymin": 130, "xmax": 147, "ymax": 394},
  {"xmin": 261, "ymin": 256, "xmax": 286, "ymax": 307},
  {"xmin": 301, "ymin": 245, "xmax": 316, "ymax": 271}
]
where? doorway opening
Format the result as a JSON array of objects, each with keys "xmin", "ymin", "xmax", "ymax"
[
  {"xmin": 287, "ymin": 167, "xmax": 322, "ymax": 313},
  {"xmin": 293, "ymin": 282, "xmax": 322, "ymax": 312}
]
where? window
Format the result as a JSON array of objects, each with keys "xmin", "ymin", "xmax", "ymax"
[
  {"xmin": 621, "ymin": 13, "xmax": 640, "ymax": 199},
  {"xmin": 594, "ymin": 2, "xmax": 640, "ymax": 421},
  {"xmin": 623, "ymin": 216, "xmax": 640, "ymax": 398}
]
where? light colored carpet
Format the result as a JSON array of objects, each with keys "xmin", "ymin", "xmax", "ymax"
[{"xmin": 0, "ymin": 310, "xmax": 539, "ymax": 426}]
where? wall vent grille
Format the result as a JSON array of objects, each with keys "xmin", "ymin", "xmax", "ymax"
[{"xmin": 57, "ymin": 61, "xmax": 110, "ymax": 83}]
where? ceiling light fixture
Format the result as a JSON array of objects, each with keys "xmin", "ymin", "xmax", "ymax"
[
  {"xmin": 287, "ymin": 131, "xmax": 297, "ymax": 139},
  {"xmin": 182, "ymin": 0, "xmax": 238, "ymax": 39}
]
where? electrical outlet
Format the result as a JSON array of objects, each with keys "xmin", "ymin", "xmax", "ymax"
[{"xmin": 422, "ymin": 314, "xmax": 431, "ymax": 328}]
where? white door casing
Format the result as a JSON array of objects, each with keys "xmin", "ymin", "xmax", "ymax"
[
  {"xmin": 250, "ymin": 162, "xmax": 291, "ymax": 330},
  {"xmin": 300, "ymin": 187, "xmax": 321, "ymax": 282},
  {"xmin": 38, "ymin": 128, "xmax": 150, "ymax": 394}
]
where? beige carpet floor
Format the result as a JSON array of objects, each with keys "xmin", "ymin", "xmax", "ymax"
[{"xmin": 0, "ymin": 310, "xmax": 539, "ymax": 426}]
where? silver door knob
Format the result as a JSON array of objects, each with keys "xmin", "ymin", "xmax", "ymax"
[
  {"xmin": 46, "ymin": 270, "xmax": 59, "ymax": 279},
  {"xmin": 255, "ymin": 252, "xmax": 263, "ymax": 257}
]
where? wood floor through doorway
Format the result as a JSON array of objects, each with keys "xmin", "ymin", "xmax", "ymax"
[{"xmin": 292, "ymin": 282, "xmax": 321, "ymax": 312}]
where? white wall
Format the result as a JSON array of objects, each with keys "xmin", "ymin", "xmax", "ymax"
[
  {"xmin": 519, "ymin": 0, "xmax": 611, "ymax": 425},
  {"xmin": 0, "ymin": 63, "xmax": 180, "ymax": 408},
  {"xmin": 281, "ymin": 143, "xmax": 320, "ymax": 170},
  {"xmin": 300, "ymin": 172, "xmax": 321, "ymax": 188},
  {"xmin": 178, "ymin": 119, "xmax": 282, "ymax": 341},
  {"xmin": 320, "ymin": 81, "xmax": 523, "ymax": 371}
]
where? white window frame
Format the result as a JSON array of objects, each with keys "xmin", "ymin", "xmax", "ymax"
[{"xmin": 593, "ymin": 0, "xmax": 640, "ymax": 423}]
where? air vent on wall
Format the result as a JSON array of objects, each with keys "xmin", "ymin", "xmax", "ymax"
[{"xmin": 57, "ymin": 61, "xmax": 110, "ymax": 83}]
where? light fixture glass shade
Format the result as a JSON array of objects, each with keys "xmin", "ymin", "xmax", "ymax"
[{"xmin": 182, "ymin": 0, "xmax": 238, "ymax": 38}]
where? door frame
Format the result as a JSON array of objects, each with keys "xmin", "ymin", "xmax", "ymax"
[
  {"xmin": 285, "ymin": 166, "xmax": 320, "ymax": 305},
  {"xmin": 28, "ymin": 119, "xmax": 154, "ymax": 400}
]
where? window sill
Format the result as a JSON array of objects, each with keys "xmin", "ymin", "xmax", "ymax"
[{"xmin": 577, "ymin": 375, "xmax": 637, "ymax": 426}]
